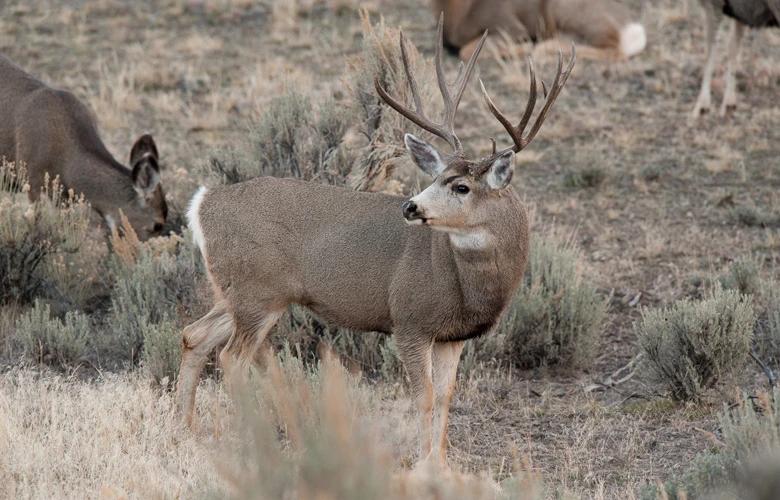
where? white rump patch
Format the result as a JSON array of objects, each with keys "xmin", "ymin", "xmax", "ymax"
[
  {"xmin": 619, "ymin": 22, "xmax": 646, "ymax": 58},
  {"xmin": 449, "ymin": 229, "xmax": 493, "ymax": 250},
  {"xmin": 187, "ymin": 186, "xmax": 208, "ymax": 257}
]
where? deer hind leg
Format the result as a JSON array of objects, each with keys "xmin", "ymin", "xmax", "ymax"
[
  {"xmin": 720, "ymin": 21, "xmax": 745, "ymax": 115},
  {"xmin": 176, "ymin": 301, "xmax": 234, "ymax": 428},
  {"xmin": 692, "ymin": 1, "xmax": 720, "ymax": 117},
  {"xmin": 431, "ymin": 341, "xmax": 465, "ymax": 468},
  {"xmin": 218, "ymin": 308, "xmax": 284, "ymax": 391}
]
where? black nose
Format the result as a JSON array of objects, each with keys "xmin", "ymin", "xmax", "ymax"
[{"xmin": 402, "ymin": 200, "xmax": 418, "ymax": 219}]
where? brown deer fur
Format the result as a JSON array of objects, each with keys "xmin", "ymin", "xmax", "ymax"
[
  {"xmin": 0, "ymin": 54, "xmax": 167, "ymax": 240},
  {"xmin": 432, "ymin": 0, "xmax": 646, "ymax": 60}
]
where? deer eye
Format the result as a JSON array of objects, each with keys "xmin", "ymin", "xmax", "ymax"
[{"xmin": 453, "ymin": 184, "xmax": 470, "ymax": 195}]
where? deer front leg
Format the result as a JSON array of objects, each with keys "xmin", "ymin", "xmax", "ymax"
[
  {"xmin": 431, "ymin": 341, "xmax": 465, "ymax": 467},
  {"xmin": 720, "ymin": 20, "xmax": 744, "ymax": 115},
  {"xmin": 692, "ymin": 1, "xmax": 719, "ymax": 118},
  {"xmin": 396, "ymin": 335, "xmax": 435, "ymax": 464}
]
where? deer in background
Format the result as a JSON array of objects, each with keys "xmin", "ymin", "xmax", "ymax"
[
  {"xmin": 432, "ymin": 0, "xmax": 645, "ymax": 60},
  {"xmin": 691, "ymin": 0, "xmax": 779, "ymax": 117},
  {"xmin": 176, "ymin": 17, "xmax": 574, "ymax": 467},
  {"xmin": 0, "ymin": 54, "xmax": 168, "ymax": 240}
]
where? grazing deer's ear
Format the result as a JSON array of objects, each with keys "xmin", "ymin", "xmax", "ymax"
[
  {"xmin": 130, "ymin": 134, "xmax": 159, "ymax": 167},
  {"xmin": 404, "ymin": 133, "xmax": 446, "ymax": 177},
  {"xmin": 132, "ymin": 154, "xmax": 161, "ymax": 196},
  {"xmin": 485, "ymin": 150, "xmax": 514, "ymax": 190}
]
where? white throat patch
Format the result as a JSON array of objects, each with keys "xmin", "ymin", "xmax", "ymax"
[{"xmin": 449, "ymin": 229, "xmax": 493, "ymax": 250}]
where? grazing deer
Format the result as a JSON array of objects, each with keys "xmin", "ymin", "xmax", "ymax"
[
  {"xmin": 691, "ymin": 0, "xmax": 779, "ymax": 117},
  {"xmin": 0, "ymin": 54, "xmax": 168, "ymax": 240},
  {"xmin": 176, "ymin": 18, "xmax": 574, "ymax": 467},
  {"xmin": 432, "ymin": 0, "xmax": 645, "ymax": 60}
]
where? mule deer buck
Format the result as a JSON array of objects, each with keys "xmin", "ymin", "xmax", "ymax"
[
  {"xmin": 691, "ymin": 0, "xmax": 779, "ymax": 117},
  {"xmin": 176, "ymin": 18, "xmax": 574, "ymax": 467},
  {"xmin": 0, "ymin": 54, "xmax": 168, "ymax": 240},
  {"xmin": 432, "ymin": 0, "xmax": 645, "ymax": 61}
]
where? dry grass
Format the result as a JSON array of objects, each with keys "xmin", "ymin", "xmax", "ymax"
[{"xmin": 1, "ymin": 0, "xmax": 780, "ymax": 497}]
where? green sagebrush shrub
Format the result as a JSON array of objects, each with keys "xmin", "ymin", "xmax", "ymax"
[
  {"xmin": 102, "ymin": 229, "xmax": 202, "ymax": 382},
  {"xmin": 206, "ymin": 90, "xmax": 352, "ymax": 186},
  {"xmin": 636, "ymin": 288, "xmax": 754, "ymax": 401},
  {"xmin": 15, "ymin": 300, "xmax": 90, "ymax": 368}
]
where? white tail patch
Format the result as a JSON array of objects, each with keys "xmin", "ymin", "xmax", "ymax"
[
  {"xmin": 188, "ymin": 186, "xmax": 208, "ymax": 257},
  {"xmin": 619, "ymin": 22, "xmax": 646, "ymax": 58}
]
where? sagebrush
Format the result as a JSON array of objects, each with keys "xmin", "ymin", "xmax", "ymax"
[{"xmin": 637, "ymin": 288, "xmax": 754, "ymax": 401}]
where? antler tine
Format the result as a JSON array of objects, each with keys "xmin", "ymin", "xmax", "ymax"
[
  {"xmin": 374, "ymin": 30, "xmax": 457, "ymax": 150},
  {"xmin": 375, "ymin": 14, "xmax": 488, "ymax": 153},
  {"xmin": 480, "ymin": 43, "xmax": 575, "ymax": 154},
  {"xmin": 523, "ymin": 44, "xmax": 575, "ymax": 147},
  {"xmin": 432, "ymin": 15, "xmax": 487, "ymax": 152},
  {"xmin": 399, "ymin": 31, "xmax": 424, "ymax": 114}
]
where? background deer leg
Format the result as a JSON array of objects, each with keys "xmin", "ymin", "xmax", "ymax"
[
  {"xmin": 431, "ymin": 340, "xmax": 465, "ymax": 467},
  {"xmin": 692, "ymin": 1, "xmax": 719, "ymax": 117},
  {"xmin": 176, "ymin": 302, "xmax": 233, "ymax": 427},
  {"xmin": 396, "ymin": 334, "xmax": 435, "ymax": 464},
  {"xmin": 720, "ymin": 20, "xmax": 744, "ymax": 115}
]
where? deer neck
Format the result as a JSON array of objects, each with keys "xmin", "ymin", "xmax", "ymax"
[{"xmin": 437, "ymin": 209, "xmax": 528, "ymax": 319}]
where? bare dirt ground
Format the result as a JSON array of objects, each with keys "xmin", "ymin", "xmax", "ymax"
[{"xmin": 1, "ymin": 0, "xmax": 779, "ymax": 497}]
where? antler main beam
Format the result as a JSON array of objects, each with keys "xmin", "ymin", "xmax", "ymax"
[
  {"xmin": 374, "ymin": 14, "xmax": 488, "ymax": 154},
  {"xmin": 480, "ymin": 44, "xmax": 576, "ymax": 154}
]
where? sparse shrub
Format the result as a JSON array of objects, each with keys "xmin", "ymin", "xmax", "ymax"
[
  {"xmin": 636, "ymin": 288, "xmax": 754, "ymax": 401},
  {"xmin": 468, "ymin": 235, "xmax": 606, "ymax": 370},
  {"xmin": 731, "ymin": 205, "xmax": 780, "ymax": 228},
  {"xmin": 140, "ymin": 320, "xmax": 181, "ymax": 386},
  {"xmin": 221, "ymin": 349, "xmax": 544, "ymax": 500},
  {"xmin": 207, "ymin": 90, "xmax": 352, "ymax": 186},
  {"xmin": 756, "ymin": 282, "xmax": 780, "ymax": 365},
  {"xmin": 0, "ymin": 161, "xmax": 91, "ymax": 306},
  {"xmin": 720, "ymin": 257, "xmax": 761, "ymax": 296},
  {"xmin": 643, "ymin": 390, "xmax": 780, "ymax": 499},
  {"xmin": 101, "ymin": 220, "xmax": 203, "ymax": 372},
  {"xmin": 14, "ymin": 300, "xmax": 90, "ymax": 368},
  {"xmin": 562, "ymin": 166, "xmax": 606, "ymax": 189},
  {"xmin": 348, "ymin": 12, "xmax": 440, "ymax": 194},
  {"xmin": 719, "ymin": 258, "xmax": 780, "ymax": 367}
]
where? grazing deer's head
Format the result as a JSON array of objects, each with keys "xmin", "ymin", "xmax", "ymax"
[
  {"xmin": 116, "ymin": 133, "xmax": 168, "ymax": 239},
  {"xmin": 376, "ymin": 15, "xmax": 575, "ymax": 235}
]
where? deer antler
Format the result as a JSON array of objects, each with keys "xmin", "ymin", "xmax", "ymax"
[
  {"xmin": 479, "ymin": 44, "xmax": 576, "ymax": 155},
  {"xmin": 375, "ymin": 14, "xmax": 488, "ymax": 154}
]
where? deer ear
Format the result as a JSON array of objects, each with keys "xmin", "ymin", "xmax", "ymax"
[
  {"xmin": 132, "ymin": 154, "xmax": 161, "ymax": 196},
  {"xmin": 485, "ymin": 150, "xmax": 514, "ymax": 190},
  {"xmin": 130, "ymin": 134, "xmax": 159, "ymax": 167},
  {"xmin": 404, "ymin": 133, "xmax": 446, "ymax": 177}
]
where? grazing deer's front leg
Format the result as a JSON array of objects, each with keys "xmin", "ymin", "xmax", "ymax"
[
  {"xmin": 721, "ymin": 20, "xmax": 744, "ymax": 115},
  {"xmin": 395, "ymin": 334, "xmax": 435, "ymax": 464},
  {"xmin": 431, "ymin": 341, "xmax": 465, "ymax": 467},
  {"xmin": 692, "ymin": 1, "xmax": 719, "ymax": 117}
]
